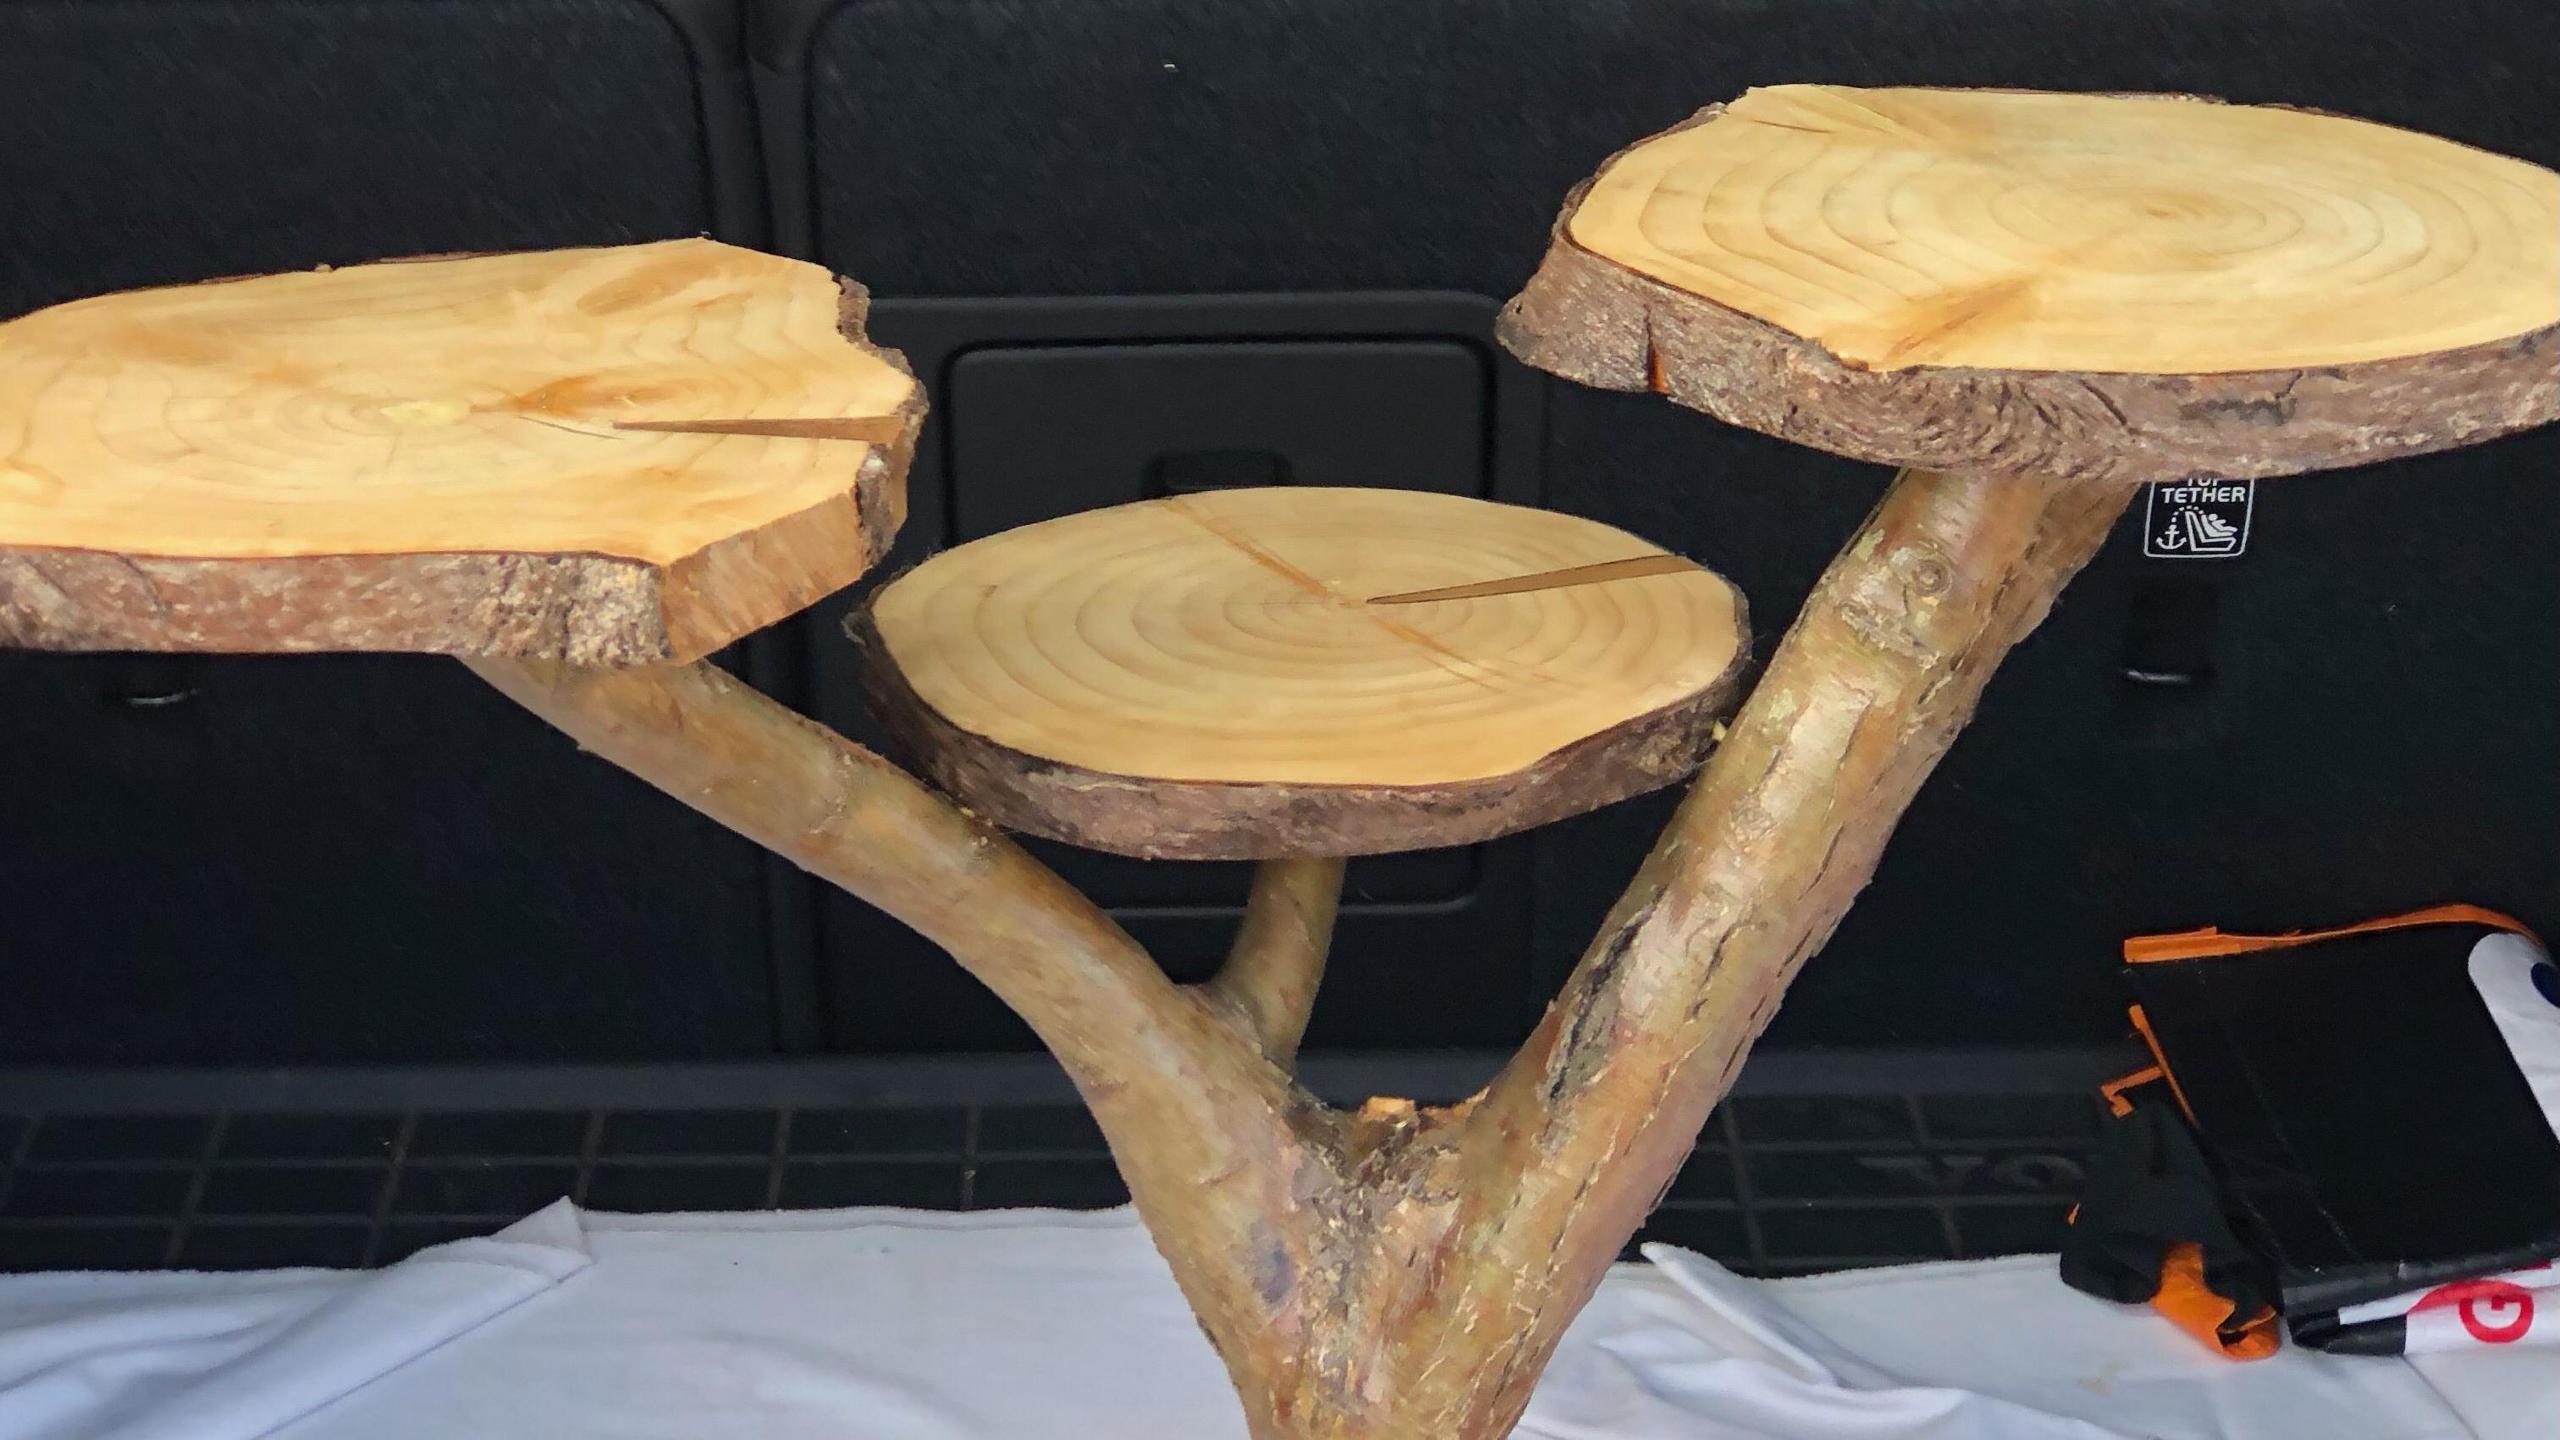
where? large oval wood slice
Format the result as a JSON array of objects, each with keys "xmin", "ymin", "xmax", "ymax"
[
  {"xmin": 858, "ymin": 487, "xmax": 1750, "ymax": 859},
  {"xmin": 1501, "ymin": 85, "xmax": 2560, "ymax": 484},
  {"xmin": 0, "ymin": 239, "xmax": 923, "ymax": 664}
]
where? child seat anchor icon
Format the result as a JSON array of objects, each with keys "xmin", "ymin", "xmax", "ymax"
[{"xmin": 2144, "ymin": 479, "xmax": 2254, "ymax": 559}]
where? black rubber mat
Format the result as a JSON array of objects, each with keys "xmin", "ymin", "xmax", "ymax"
[{"xmin": 0, "ymin": 1089, "xmax": 2101, "ymax": 1275}]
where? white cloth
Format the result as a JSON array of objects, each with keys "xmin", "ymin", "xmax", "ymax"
[
  {"xmin": 0, "ymin": 1201, "xmax": 588, "ymax": 1440},
  {"xmin": 5, "ymin": 1202, "xmax": 2549, "ymax": 1440},
  {"xmin": 1541, "ymin": 1248, "xmax": 2470, "ymax": 1440},
  {"xmin": 279, "ymin": 1208, "xmax": 1246, "ymax": 1440}
]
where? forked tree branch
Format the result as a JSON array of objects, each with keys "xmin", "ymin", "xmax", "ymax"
[
  {"xmin": 465, "ymin": 466, "xmax": 2128, "ymax": 1440},
  {"xmin": 1376, "ymin": 468, "xmax": 2136, "ymax": 1433},
  {"xmin": 467, "ymin": 658, "xmax": 1175, "ymax": 1081},
  {"xmin": 463, "ymin": 657, "xmax": 1324, "ymax": 1354},
  {"xmin": 1207, "ymin": 857, "xmax": 1346, "ymax": 1067},
  {"xmin": 11, "ymin": 103, "xmax": 2532, "ymax": 1440}
]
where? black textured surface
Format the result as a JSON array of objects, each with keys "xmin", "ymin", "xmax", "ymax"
[
  {"xmin": 0, "ymin": 656, "xmax": 782, "ymax": 1062},
  {"xmin": 803, "ymin": 293, "xmax": 1555, "ymax": 1055},
  {"xmin": 782, "ymin": 0, "xmax": 2560, "ymax": 1048},
  {"xmin": 0, "ymin": 0, "xmax": 2551, "ymax": 1066},
  {"xmin": 786, "ymin": 0, "xmax": 2560, "ymax": 296},
  {"xmin": 0, "ymin": 0, "xmax": 722, "ymax": 319},
  {"xmin": 0, "ymin": 0, "xmax": 786, "ymax": 1064},
  {"xmin": 0, "ymin": 1090, "xmax": 2102, "ymax": 1273}
]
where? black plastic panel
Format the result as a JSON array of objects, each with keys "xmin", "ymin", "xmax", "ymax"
[
  {"xmin": 0, "ymin": 0, "xmax": 789, "ymax": 1064},
  {"xmin": 0, "ymin": 0, "xmax": 754, "ymax": 318},
  {"xmin": 773, "ymin": 0, "xmax": 2560, "ymax": 1049},
  {"xmin": 804, "ymin": 293, "xmax": 1555, "ymax": 1053},
  {"xmin": 0, "ymin": 0, "xmax": 2551, "ymax": 1072},
  {"xmin": 0, "ymin": 655, "xmax": 787, "ymax": 1063},
  {"xmin": 0, "ymin": 1046, "xmax": 2130, "ymax": 1273},
  {"xmin": 1532, "ymin": 423, "xmax": 2560, "ymax": 1048},
  {"xmin": 946, "ymin": 340, "xmax": 1490, "ymax": 535},
  {"xmin": 767, "ymin": 0, "xmax": 2557, "ymax": 297},
  {"xmin": 0, "ymin": 1094, "xmax": 2099, "ymax": 1273}
]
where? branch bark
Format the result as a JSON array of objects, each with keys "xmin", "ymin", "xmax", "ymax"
[
  {"xmin": 466, "ymin": 463, "xmax": 2130, "ymax": 1440},
  {"xmin": 462, "ymin": 656, "xmax": 1320, "ymax": 1365},
  {"xmin": 1439, "ymin": 468, "xmax": 2128, "ymax": 1432},
  {"xmin": 1208, "ymin": 858, "xmax": 1346, "ymax": 1067}
]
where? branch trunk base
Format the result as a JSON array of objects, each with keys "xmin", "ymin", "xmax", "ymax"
[{"xmin": 466, "ymin": 466, "xmax": 2128, "ymax": 1440}]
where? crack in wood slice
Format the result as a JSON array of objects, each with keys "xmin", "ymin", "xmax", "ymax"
[
  {"xmin": 1367, "ymin": 553, "xmax": 1701, "ymax": 606},
  {"xmin": 856, "ymin": 487, "xmax": 1751, "ymax": 860},
  {"xmin": 0, "ymin": 239, "xmax": 924, "ymax": 662},
  {"xmin": 613, "ymin": 416, "xmax": 912, "ymax": 442},
  {"xmin": 1500, "ymin": 86, "xmax": 2560, "ymax": 484}
]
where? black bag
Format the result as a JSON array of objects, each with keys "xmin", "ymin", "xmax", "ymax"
[{"xmin": 2068, "ymin": 907, "xmax": 2560, "ymax": 1353}]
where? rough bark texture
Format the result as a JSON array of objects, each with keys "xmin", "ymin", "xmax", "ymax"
[
  {"xmin": 1200, "ymin": 469, "xmax": 2129, "ymax": 1439},
  {"xmin": 851, "ymin": 601, "xmax": 1751, "ymax": 860},
  {"xmin": 0, "ymin": 443, "xmax": 908, "ymax": 666},
  {"xmin": 0, "ymin": 254, "xmax": 923, "ymax": 665},
  {"xmin": 1498, "ymin": 102, "xmax": 2559, "ymax": 488},
  {"xmin": 462, "ymin": 655, "xmax": 1320, "ymax": 1371},
  {"xmin": 469, "ymin": 465, "xmax": 2126, "ymax": 1440},
  {"xmin": 38, "ymin": 90, "xmax": 2537, "ymax": 1440}
]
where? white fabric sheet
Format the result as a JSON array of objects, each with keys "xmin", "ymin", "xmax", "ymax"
[
  {"xmin": 1541, "ymin": 1248, "xmax": 2470, "ymax": 1440},
  {"xmin": 0, "ymin": 1202, "xmax": 588, "ymax": 1440},
  {"xmin": 2, "ymin": 1203, "xmax": 2552, "ymax": 1440}
]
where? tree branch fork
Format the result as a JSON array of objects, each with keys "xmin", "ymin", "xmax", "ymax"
[{"xmin": 466, "ymin": 465, "xmax": 2130, "ymax": 1440}]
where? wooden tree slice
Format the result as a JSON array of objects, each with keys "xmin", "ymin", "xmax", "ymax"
[
  {"xmin": 0, "ymin": 239, "xmax": 923, "ymax": 664},
  {"xmin": 857, "ymin": 487, "xmax": 1749, "ymax": 860},
  {"xmin": 1501, "ymin": 85, "xmax": 2560, "ymax": 484}
]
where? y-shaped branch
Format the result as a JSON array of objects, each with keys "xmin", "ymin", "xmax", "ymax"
[
  {"xmin": 1180, "ymin": 468, "xmax": 2132, "ymax": 1440},
  {"xmin": 1405, "ymin": 469, "xmax": 2134, "ymax": 1434},
  {"xmin": 467, "ymin": 658, "xmax": 1177, "ymax": 1083},
  {"xmin": 463, "ymin": 657, "xmax": 1320, "ymax": 1359},
  {"xmin": 468, "ymin": 465, "xmax": 2129, "ymax": 1440},
  {"xmin": 1207, "ymin": 857, "xmax": 1346, "ymax": 1067}
]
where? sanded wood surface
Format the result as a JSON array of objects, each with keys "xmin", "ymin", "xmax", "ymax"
[
  {"xmin": 0, "ymin": 240, "xmax": 922, "ymax": 663},
  {"xmin": 465, "ymin": 94, "xmax": 2559, "ymax": 1440},
  {"xmin": 1502, "ymin": 85, "xmax": 2560, "ymax": 484},
  {"xmin": 858, "ymin": 487, "xmax": 1749, "ymax": 859}
]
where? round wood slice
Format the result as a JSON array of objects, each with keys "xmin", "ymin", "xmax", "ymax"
[
  {"xmin": 0, "ymin": 239, "xmax": 923, "ymax": 664},
  {"xmin": 856, "ymin": 487, "xmax": 1750, "ymax": 860},
  {"xmin": 1500, "ymin": 85, "xmax": 2560, "ymax": 484}
]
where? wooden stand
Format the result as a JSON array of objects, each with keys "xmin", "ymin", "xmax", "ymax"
[
  {"xmin": 0, "ymin": 240, "xmax": 921, "ymax": 662},
  {"xmin": 5, "ymin": 87, "xmax": 2555, "ymax": 1440},
  {"xmin": 855, "ymin": 484, "xmax": 1750, "ymax": 859}
]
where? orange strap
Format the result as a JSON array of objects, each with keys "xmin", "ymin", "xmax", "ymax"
[
  {"xmin": 2123, "ymin": 903, "xmax": 2535, "ymax": 964},
  {"xmin": 2155, "ymin": 1240, "xmax": 2282, "ymax": 1360},
  {"xmin": 2099, "ymin": 1063, "xmax": 2166, "ymax": 1119},
  {"xmin": 2125, "ymin": 1006, "xmax": 2200, "ymax": 1125}
]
